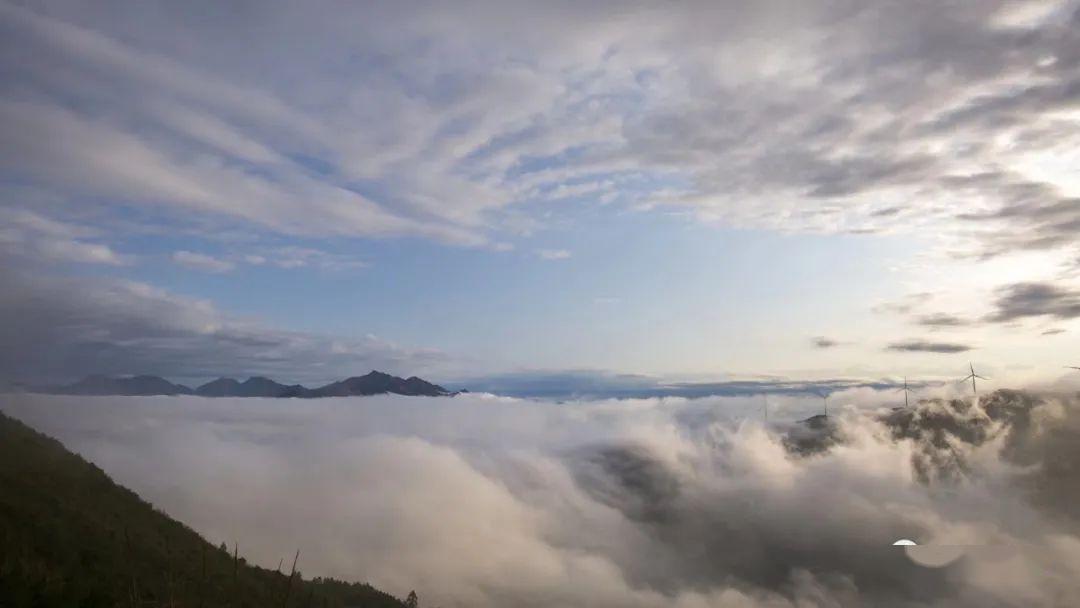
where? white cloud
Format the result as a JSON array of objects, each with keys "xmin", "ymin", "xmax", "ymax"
[
  {"xmin": 3, "ymin": 388, "xmax": 1080, "ymax": 606},
  {"xmin": 2, "ymin": 0, "xmax": 1077, "ymax": 263},
  {"xmin": 537, "ymin": 249, "xmax": 571, "ymax": 260},
  {"xmin": 172, "ymin": 250, "xmax": 235, "ymax": 273},
  {"xmin": 0, "ymin": 207, "xmax": 130, "ymax": 266},
  {"xmin": 172, "ymin": 247, "xmax": 368, "ymax": 273},
  {"xmin": 262, "ymin": 246, "xmax": 369, "ymax": 272}
]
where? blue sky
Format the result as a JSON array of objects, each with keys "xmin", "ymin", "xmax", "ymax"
[{"xmin": 1, "ymin": 0, "xmax": 1079, "ymax": 388}]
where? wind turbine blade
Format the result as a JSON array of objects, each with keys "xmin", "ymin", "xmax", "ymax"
[{"xmin": 975, "ymin": 375, "xmax": 989, "ymax": 380}]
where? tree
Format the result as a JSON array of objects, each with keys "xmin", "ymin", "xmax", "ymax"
[{"xmin": 406, "ymin": 590, "xmax": 419, "ymax": 608}]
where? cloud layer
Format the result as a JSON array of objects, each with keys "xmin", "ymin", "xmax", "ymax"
[
  {"xmin": 2, "ymin": 0, "xmax": 1080, "ymax": 262},
  {"xmin": 4, "ymin": 387, "xmax": 1080, "ymax": 606}
]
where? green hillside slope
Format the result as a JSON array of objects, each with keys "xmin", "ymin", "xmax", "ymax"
[{"xmin": 0, "ymin": 411, "xmax": 406, "ymax": 608}]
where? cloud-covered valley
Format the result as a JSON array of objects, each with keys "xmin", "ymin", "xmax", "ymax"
[{"xmin": 4, "ymin": 387, "xmax": 1080, "ymax": 607}]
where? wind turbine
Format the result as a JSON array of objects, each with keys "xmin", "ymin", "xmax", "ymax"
[
  {"xmin": 896, "ymin": 376, "xmax": 914, "ymax": 409},
  {"xmin": 814, "ymin": 391, "xmax": 829, "ymax": 417},
  {"xmin": 961, "ymin": 363, "xmax": 988, "ymax": 396}
]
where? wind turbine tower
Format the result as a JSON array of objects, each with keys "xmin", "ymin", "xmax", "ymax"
[
  {"xmin": 898, "ymin": 377, "xmax": 913, "ymax": 409},
  {"xmin": 961, "ymin": 363, "xmax": 988, "ymax": 396},
  {"xmin": 817, "ymin": 391, "xmax": 828, "ymax": 417}
]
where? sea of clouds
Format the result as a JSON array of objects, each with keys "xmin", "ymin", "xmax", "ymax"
[{"xmin": 3, "ymin": 386, "xmax": 1080, "ymax": 607}]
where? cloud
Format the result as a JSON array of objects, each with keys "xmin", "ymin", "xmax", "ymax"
[
  {"xmin": 987, "ymin": 281, "xmax": 1080, "ymax": 323},
  {"xmin": 872, "ymin": 293, "xmax": 934, "ymax": 316},
  {"xmin": 810, "ymin": 336, "xmax": 840, "ymax": 349},
  {"xmin": 172, "ymin": 250, "xmax": 235, "ymax": 273},
  {"xmin": 2, "ymin": 0, "xmax": 1080, "ymax": 261},
  {"xmin": 915, "ymin": 313, "xmax": 970, "ymax": 328},
  {"xmin": 887, "ymin": 340, "xmax": 974, "ymax": 354},
  {"xmin": 454, "ymin": 369, "xmax": 902, "ymax": 400},
  {"xmin": 536, "ymin": 249, "xmax": 571, "ymax": 260},
  {"xmin": 3, "ymin": 387, "xmax": 1080, "ymax": 607},
  {"xmin": 0, "ymin": 265, "xmax": 451, "ymax": 385},
  {"xmin": 259, "ymin": 246, "xmax": 369, "ymax": 272},
  {"xmin": 1042, "ymin": 328, "xmax": 1066, "ymax": 335},
  {"xmin": 0, "ymin": 207, "xmax": 130, "ymax": 266}
]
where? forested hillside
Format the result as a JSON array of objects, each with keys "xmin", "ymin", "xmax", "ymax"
[{"xmin": 0, "ymin": 411, "xmax": 407, "ymax": 608}]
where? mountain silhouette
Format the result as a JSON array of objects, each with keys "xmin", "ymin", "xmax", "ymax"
[
  {"xmin": 50, "ymin": 371, "xmax": 451, "ymax": 398},
  {"xmin": 311, "ymin": 371, "xmax": 449, "ymax": 397},
  {"xmin": 55, "ymin": 374, "xmax": 193, "ymax": 396},
  {"xmin": 195, "ymin": 376, "xmax": 313, "ymax": 398}
]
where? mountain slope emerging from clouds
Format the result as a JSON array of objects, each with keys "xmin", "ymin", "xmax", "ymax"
[
  {"xmin": 46, "ymin": 370, "xmax": 452, "ymax": 398},
  {"xmin": 195, "ymin": 376, "xmax": 312, "ymax": 398},
  {"xmin": 54, "ymin": 374, "xmax": 194, "ymax": 396},
  {"xmin": 311, "ymin": 371, "xmax": 450, "ymax": 397},
  {"xmin": 0, "ymin": 411, "xmax": 406, "ymax": 608}
]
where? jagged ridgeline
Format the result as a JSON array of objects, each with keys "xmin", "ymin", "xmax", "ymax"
[
  {"xmin": 39, "ymin": 370, "xmax": 457, "ymax": 398},
  {"xmin": 0, "ymin": 411, "xmax": 406, "ymax": 608}
]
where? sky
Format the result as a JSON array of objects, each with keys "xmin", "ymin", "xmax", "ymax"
[{"xmin": 1, "ymin": 0, "xmax": 1079, "ymax": 389}]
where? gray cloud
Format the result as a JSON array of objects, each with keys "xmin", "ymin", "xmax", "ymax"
[
  {"xmin": 810, "ymin": 336, "xmax": 840, "ymax": 349},
  {"xmin": 987, "ymin": 281, "xmax": 1080, "ymax": 323},
  {"xmin": 2, "ymin": 1, "xmax": 1080, "ymax": 259},
  {"xmin": 887, "ymin": 340, "xmax": 974, "ymax": 354},
  {"xmin": 915, "ymin": 313, "xmax": 970, "ymax": 329},
  {"xmin": 3, "ymin": 387, "xmax": 1080, "ymax": 606},
  {"xmin": 0, "ymin": 265, "xmax": 452, "ymax": 385}
]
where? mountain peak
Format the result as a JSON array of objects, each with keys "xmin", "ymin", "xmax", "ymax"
[
  {"xmin": 47, "ymin": 372, "xmax": 454, "ymax": 399},
  {"xmin": 61, "ymin": 375, "xmax": 193, "ymax": 396},
  {"xmin": 314, "ymin": 372, "xmax": 448, "ymax": 397}
]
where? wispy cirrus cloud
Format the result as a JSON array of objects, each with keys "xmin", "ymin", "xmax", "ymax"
[
  {"xmin": 536, "ymin": 249, "xmax": 571, "ymax": 260},
  {"xmin": 2, "ymin": 0, "xmax": 1080, "ymax": 262},
  {"xmin": 170, "ymin": 246, "xmax": 369, "ymax": 274},
  {"xmin": 0, "ymin": 207, "xmax": 130, "ymax": 266},
  {"xmin": 172, "ymin": 250, "xmax": 234, "ymax": 273}
]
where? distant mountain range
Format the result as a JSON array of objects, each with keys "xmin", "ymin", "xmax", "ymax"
[{"xmin": 43, "ymin": 370, "xmax": 456, "ymax": 398}]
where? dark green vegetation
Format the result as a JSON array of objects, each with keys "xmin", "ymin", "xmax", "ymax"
[{"xmin": 0, "ymin": 411, "xmax": 406, "ymax": 608}]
